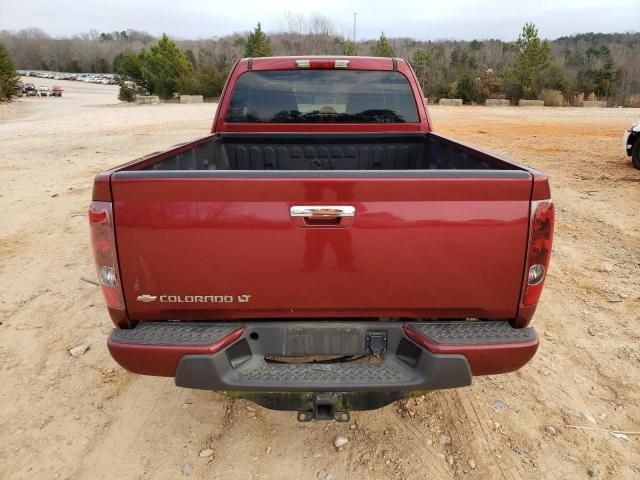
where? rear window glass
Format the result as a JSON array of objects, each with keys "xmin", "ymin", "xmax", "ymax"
[{"xmin": 226, "ymin": 70, "xmax": 419, "ymax": 123}]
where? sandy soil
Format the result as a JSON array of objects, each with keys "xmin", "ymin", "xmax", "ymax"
[{"xmin": 1, "ymin": 79, "xmax": 639, "ymax": 480}]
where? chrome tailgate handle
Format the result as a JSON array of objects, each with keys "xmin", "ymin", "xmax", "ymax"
[
  {"xmin": 290, "ymin": 206, "xmax": 356, "ymax": 228},
  {"xmin": 290, "ymin": 206, "xmax": 356, "ymax": 218}
]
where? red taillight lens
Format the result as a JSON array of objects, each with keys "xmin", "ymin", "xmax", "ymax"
[
  {"xmin": 295, "ymin": 59, "xmax": 350, "ymax": 69},
  {"xmin": 89, "ymin": 201, "xmax": 125, "ymax": 310},
  {"xmin": 523, "ymin": 200, "xmax": 554, "ymax": 305}
]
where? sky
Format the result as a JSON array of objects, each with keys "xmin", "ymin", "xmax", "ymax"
[{"xmin": 0, "ymin": 0, "xmax": 638, "ymax": 41}]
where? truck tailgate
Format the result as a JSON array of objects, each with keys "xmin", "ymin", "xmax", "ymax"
[{"xmin": 111, "ymin": 172, "xmax": 532, "ymax": 321}]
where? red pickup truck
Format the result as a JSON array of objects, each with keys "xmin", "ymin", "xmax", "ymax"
[{"xmin": 90, "ymin": 56, "xmax": 553, "ymax": 421}]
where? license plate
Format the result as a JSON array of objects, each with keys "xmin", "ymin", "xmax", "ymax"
[{"xmin": 283, "ymin": 324, "xmax": 366, "ymax": 355}]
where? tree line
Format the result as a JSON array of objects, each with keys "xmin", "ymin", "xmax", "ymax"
[{"xmin": 1, "ymin": 17, "xmax": 639, "ymax": 105}]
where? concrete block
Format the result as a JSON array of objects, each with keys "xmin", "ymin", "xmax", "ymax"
[
  {"xmin": 135, "ymin": 96, "xmax": 160, "ymax": 105},
  {"xmin": 485, "ymin": 99, "xmax": 510, "ymax": 106},
  {"xmin": 518, "ymin": 99, "xmax": 545, "ymax": 107},
  {"xmin": 439, "ymin": 98, "xmax": 463, "ymax": 106},
  {"xmin": 180, "ymin": 95, "xmax": 204, "ymax": 104},
  {"xmin": 581, "ymin": 100, "xmax": 607, "ymax": 108}
]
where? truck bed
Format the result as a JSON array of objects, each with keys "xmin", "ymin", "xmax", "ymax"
[{"xmin": 136, "ymin": 133, "xmax": 523, "ymax": 173}]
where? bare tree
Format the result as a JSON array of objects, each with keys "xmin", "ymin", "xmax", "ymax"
[{"xmin": 275, "ymin": 12, "xmax": 340, "ymax": 55}]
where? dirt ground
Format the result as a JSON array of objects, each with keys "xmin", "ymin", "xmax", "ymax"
[{"xmin": 1, "ymin": 79, "xmax": 639, "ymax": 480}]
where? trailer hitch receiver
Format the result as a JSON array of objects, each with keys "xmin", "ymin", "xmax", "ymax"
[{"xmin": 297, "ymin": 394, "xmax": 350, "ymax": 422}]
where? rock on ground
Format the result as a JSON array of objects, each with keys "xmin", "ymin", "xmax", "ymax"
[
  {"xmin": 198, "ymin": 448, "xmax": 214, "ymax": 458},
  {"xmin": 68, "ymin": 345, "xmax": 89, "ymax": 357},
  {"xmin": 333, "ymin": 436, "xmax": 349, "ymax": 448}
]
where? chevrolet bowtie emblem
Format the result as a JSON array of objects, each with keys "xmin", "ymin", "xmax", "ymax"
[{"xmin": 136, "ymin": 294, "xmax": 158, "ymax": 303}]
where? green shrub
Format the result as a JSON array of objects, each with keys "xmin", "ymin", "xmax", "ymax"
[
  {"xmin": 176, "ymin": 68, "xmax": 225, "ymax": 99},
  {"xmin": 118, "ymin": 82, "xmax": 136, "ymax": 102},
  {"xmin": 342, "ymin": 40, "xmax": 357, "ymax": 55},
  {"xmin": 197, "ymin": 69, "xmax": 225, "ymax": 98},
  {"xmin": 457, "ymin": 75, "xmax": 480, "ymax": 104},
  {"xmin": 176, "ymin": 73, "xmax": 200, "ymax": 96}
]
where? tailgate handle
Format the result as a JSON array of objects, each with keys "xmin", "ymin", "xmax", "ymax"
[{"xmin": 290, "ymin": 205, "xmax": 355, "ymax": 228}]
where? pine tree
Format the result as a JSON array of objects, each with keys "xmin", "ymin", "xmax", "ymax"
[
  {"xmin": 245, "ymin": 23, "xmax": 272, "ymax": 58},
  {"xmin": 410, "ymin": 48, "xmax": 433, "ymax": 93},
  {"xmin": 374, "ymin": 33, "xmax": 395, "ymax": 58},
  {"xmin": 0, "ymin": 42, "xmax": 20, "ymax": 101},
  {"xmin": 139, "ymin": 34, "xmax": 194, "ymax": 99},
  {"xmin": 580, "ymin": 45, "xmax": 617, "ymax": 97},
  {"xmin": 512, "ymin": 23, "xmax": 551, "ymax": 99}
]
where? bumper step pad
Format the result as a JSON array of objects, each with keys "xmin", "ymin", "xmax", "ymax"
[
  {"xmin": 410, "ymin": 321, "xmax": 536, "ymax": 344},
  {"xmin": 110, "ymin": 322, "xmax": 238, "ymax": 346},
  {"xmin": 239, "ymin": 363, "xmax": 413, "ymax": 385}
]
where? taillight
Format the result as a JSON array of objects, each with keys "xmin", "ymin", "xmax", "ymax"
[
  {"xmin": 523, "ymin": 200, "xmax": 554, "ymax": 305},
  {"xmin": 295, "ymin": 59, "xmax": 350, "ymax": 69},
  {"xmin": 89, "ymin": 201, "xmax": 125, "ymax": 310}
]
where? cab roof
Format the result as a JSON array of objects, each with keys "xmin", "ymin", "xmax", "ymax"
[{"xmin": 238, "ymin": 56, "xmax": 405, "ymax": 71}]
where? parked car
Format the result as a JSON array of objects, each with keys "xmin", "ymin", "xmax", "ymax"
[
  {"xmin": 38, "ymin": 86, "xmax": 49, "ymax": 97},
  {"xmin": 23, "ymin": 83, "xmax": 36, "ymax": 96},
  {"xmin": 90, "ymin": 56, "xmax": 554, "ymax": 421},
  {"xmin": 15, "ymin": 81, "xmax": 24, "ymax": 97},
  {"xmin": 51, "ymin": 86, "xmax": 63, "ymax": 97},
  {"xmin": 623, "ymin": 121, "xmax": 640, "ymax": 170}
]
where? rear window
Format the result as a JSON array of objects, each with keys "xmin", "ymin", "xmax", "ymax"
[{"xmin": 226, "ymin": 70, "xmax": 419, "ymax": 123}]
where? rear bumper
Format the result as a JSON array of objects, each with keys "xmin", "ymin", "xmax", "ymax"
[{"xmin": 108, "ymin": 320, "xmax": 538, "ymax": 392}]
